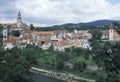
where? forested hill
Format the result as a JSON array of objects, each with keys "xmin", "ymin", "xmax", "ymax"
[
  {"xmin": 53, "ymin": 20, "xmax": 116, "ymax": 27},
  {"xmin": 78, "ymin": 20, "xmax": 117, "ymax": 26},
  {"xmin": 36, "ymin": 20, "xmax": 118, "ymax": 31}
]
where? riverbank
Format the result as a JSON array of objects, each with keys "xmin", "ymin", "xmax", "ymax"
[
  {"xmin": 32, "ymin": 72, "xmax": 67, "ymax": 82},
  {"xmin": 30, "ymin": 67, "xmax": 95, "ymax": 82}
]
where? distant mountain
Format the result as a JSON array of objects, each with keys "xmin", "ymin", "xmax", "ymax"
[
  {"xmin": 78, "ymin": 20, "xmax": 117, "ymax": 26},
  {"xmin": 38, "ymin": 20, "xmax": 120, "ymax": 31},
  {"xmin": 52, "ymin": 20, "xmax": 118, "ymax": 28}
]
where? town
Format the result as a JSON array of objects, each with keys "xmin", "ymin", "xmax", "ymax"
[
  {"xmin": 1, "ymin": 0, "xmax": 120, "ymax": 82},
  {"xmin": 2, "ymin": 12, "xmax": 120, "ymax": 51}
]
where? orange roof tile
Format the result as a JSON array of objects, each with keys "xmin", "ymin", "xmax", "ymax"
[
  {"xmin": 21, "ymin": 35, "xmax": 33, "ymax": 41},
  {"xmin": 3, "ymin": 38, "xmax": 18, "ymax": 44},
  {"xmin": 73, "ymin": 35, "xmax": 86, "ymax": 39},
  {"xmin": 4, "ymin": 23, "xmax": 17, "ymax": 28},
  {"xmin": 52, "ymin": 40, "xmax": 73, "ymax": 47},
  {"xmin": 113, "ymin": 30, "xmax": 120, "ymax": 38},
  {"xmin": 32, "ymin": 31, "xmax": 53, "ymax": 35}
]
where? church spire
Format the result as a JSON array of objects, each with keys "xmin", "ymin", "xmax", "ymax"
[
  {"xmin": 17, "ymin": 11, "xmax": 22, "ymax": 22},
  {"xmin": 18, "ymin": 11, "xmax": 21, "ymax": 17},
  {"xmin": 17, "ymin": 11, "xmax": 22, "ymax": 28}
]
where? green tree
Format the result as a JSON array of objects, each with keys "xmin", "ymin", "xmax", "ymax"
[
  {"xmin": 56, "ymin": 60, "xmax": 64, "ymax": 70},
  {"xmin": 22, "ymin": 45, "xmax": 39, "ymax": 66},
  {"xmin": 113, "ymin": 22, "xmax": 120, "ymax": 34},
  {"xmin": 0, "ymin": 46, "xmax": 38, "ymax": 82},
  {"xmin": 55, "ymin": 52, "xmax": 64, "ymax": 70},
  {"xmin": 0, "ymin": 47, "xmax": 34, "ymax": 82},
  {"xmin": 96, "ymin": 76, "xmax": 106, "ymax": 82},
  {"xmin": 92, "ymin": 42, "xmax": 120, "ymax": 82},
  {"xmin": 0, "ymin": 26, "xmax": 3, "ymax": 47},
  {"xmin": 74, "ymin": 61, "xmax": 87, "ymax": 72},
  {"xmin": 11, "ymin": 30, "xmax": 20, "ymax": 37},
  {"xmin": 30, "ymin": 24, "xmax": 34, "ymax": 30},
  {"xmin": 91, "ymin": 29, "xmax": 102, "ymax": 41}
]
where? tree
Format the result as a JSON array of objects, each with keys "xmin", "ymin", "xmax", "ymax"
[
  {"xmin": 74, "ymin": 61, "xmax": 87, "ymax": 72},
  {"xmin": 48, "ymin": 45, "xmax": 54, "ymax": 52},
  {"xmin": 30, "ymin": 24, "xmax": 34, "ymax": 30},
  {"xmin": 0, "ymin": 47, "xmax": 34, "ymax": 82},
  {"xmin": 113, "ymin": 22, "xmax": 120, "ymax": 34},
  {"xmin": 56, "ymin": 60, "xmax": 64, "ymax": 70},
  {"xmin": 92, "ymin": 42, "xmax": 120, "ymax": 82},
  {"xmin": 11, "ymin": 30, "xmax": 20, "ymax": 37},
  {"xmin": 96, "ymin": 76, "xmax": 106, "ymax": 82},
  {"xmin": 22, "ymin": 45, "xmax": 39, "ymax": 66},
  {"xmin": 55, "ymin": 52, "xmax": 64, "ymax": 70},
  {"xmin": 0, "ymin": 26, "xmax": 3, "ymax": 47},
  {"xmin": 91, "ymin": 29, "xmax": 102, "ymax": 41}
]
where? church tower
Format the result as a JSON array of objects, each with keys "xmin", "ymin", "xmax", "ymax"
[
  {"xmin": 109, "ymin": 23, "xmax": 114, "ymax": 41},
  {"xmin": 17, "ymin": 11, "xmax": 22, "ymax": 28}
]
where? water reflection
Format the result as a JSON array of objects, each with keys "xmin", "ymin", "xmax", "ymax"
[{"xmin": 32, "ymin": 73, "xmax": 66, "ymax": 82}]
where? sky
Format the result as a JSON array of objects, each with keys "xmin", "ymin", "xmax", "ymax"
[{"xmin": 0, "ymin": 0, "xmax": 120, "ymax": 26}]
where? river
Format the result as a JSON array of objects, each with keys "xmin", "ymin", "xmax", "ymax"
[{"xmin": 32, "ymin": 73, "xmax": 67, "ymax": 82}]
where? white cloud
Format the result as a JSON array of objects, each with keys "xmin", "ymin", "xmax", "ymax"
[
  {"xmin": 1, "ymin": 0, "xmax": 120, "ymax": 26},
  {"xmin": 0, "ymin": 18, "xmax": 16, "ymax": 24}
]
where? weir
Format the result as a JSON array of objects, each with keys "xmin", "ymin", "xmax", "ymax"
[{"xmin": 30, "ymin": 67, "xmax": 95, "ymax": 82}]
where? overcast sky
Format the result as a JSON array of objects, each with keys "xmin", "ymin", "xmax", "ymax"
[{"xmin": 0, "ymin": 0, "xmax": 120, "ymax": 26}]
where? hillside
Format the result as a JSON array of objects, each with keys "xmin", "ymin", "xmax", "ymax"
[
  {"xmin": 78, "ymin": 20, "xmax": 117, "ymax": 26},
  {"xmin": 53, "ymin": 20, "xmax": 117, "ymax": 27}
]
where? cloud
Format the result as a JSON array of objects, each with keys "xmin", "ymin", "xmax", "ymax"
[
  {"xmin": 1, "ymin": 0, "xmax": 120, "ymax": 26},
  {"xmin": 0, "ymin": 0, "xmax": 18, "ymax": 23}
]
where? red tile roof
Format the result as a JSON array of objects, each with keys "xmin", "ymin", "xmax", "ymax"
[
  {"xmin": 4, "ymin": 23, "xmax": 17, "ymax": 28},
  {"xmin": 32, "ymin": 31, "xmax": 53, "ymax": 35},
  {"xmin": 3, "ymin": 38, "xmax": 18, "ymax": 44}
]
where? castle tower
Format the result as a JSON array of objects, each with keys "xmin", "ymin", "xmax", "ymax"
[
  {"xmin": 17, "ymin": 11, "xmax": 22, "ymax": 28},
  {"xmin": 109, "ymin": 23, "xmax": 114, "ymax": 40},
  {"xmin": 3, "ymin": 26, "xmax": 9, "ymax": 40}
]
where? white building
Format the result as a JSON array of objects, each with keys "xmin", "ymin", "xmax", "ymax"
[
  {"xmin": 3, "ymin": 26, "xmax": 9, "ymax": 40},
  {"xmin": 109, "ymin": 23, "xmax": 114, "ymax": 41},
  {"xmin": 101, "ymin": 23, "xmax": 120, "ymax": 41}
]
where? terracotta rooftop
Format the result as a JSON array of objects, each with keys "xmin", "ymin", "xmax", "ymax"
[
  {"xmin": 3, "ymin": 38, "xmax": 18, "ymax": 44},
  {"xmin": 4, "ymin": 23, "xmax": 17, "ymax": 28},
  {"xmin": 20, "ymin": 35, "xmax": 33, "ymax": 41},
  {"xmin": 32, "ymin": 31, "xmax": 53, "ymax": 35},
  {"xmin": 3, "ymin": 23, "xmax": 28, "ymax": 28},
  {"xmin": 113, "ymin": 30, "xmax": 120, "ymax": 38},
  {"xmin": 52, "ymin": 40, "xmax": 73, "ymax": 47},
  {"xmin": 73, "ymin": 35, "xmax": 87, "ymax": 39}
]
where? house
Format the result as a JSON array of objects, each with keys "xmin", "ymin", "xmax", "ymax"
[
  {"xmin": 101, "ymin": 23, "xmax": 120, "ymax": 41},
  {"xmin": 3, "ymin": 36, "xmax": 19, "ymax": 50},
  {"xmin": 52, "ymin": 40, "xmax": 73, "ymax": 51}
]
